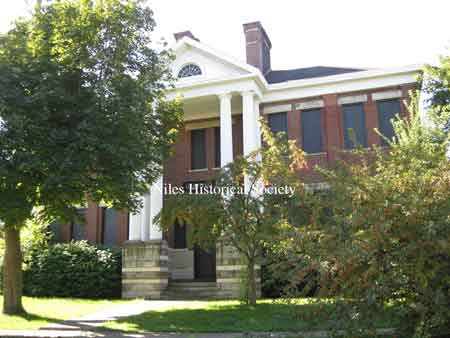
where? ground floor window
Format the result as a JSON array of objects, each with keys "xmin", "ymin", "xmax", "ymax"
[
  {"xmin": 71, "ymin": 208, "xmax": 86, "ymax": 241},
  {"xmin": 102, "ymin": 208, "xmax": 118, "ymax": 247}
]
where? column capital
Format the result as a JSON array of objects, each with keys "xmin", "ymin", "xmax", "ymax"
[
  {"xmin": 218, "ymin": 92, "xmax": 232, "ymax": 101},
  {"xmin": 240, "ymin": 90, "xmax": 256, "ymax": 98}
]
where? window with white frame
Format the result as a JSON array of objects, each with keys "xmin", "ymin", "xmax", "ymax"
[{"xmin": 178, "ymin": 63, "xmax": 202, "ymax": 78}]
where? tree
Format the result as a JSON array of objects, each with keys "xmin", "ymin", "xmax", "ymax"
[
  {"xmin": 423, "ymin": 54, "xmax": 450, "ymax": 131},
  {"xmin": 281, "ymin": 93, "xmax": 450, "ymax": 338},
  {"xmin": 157, "ymin": 121, "xmax": 308, "ymax": 305},
  {"xmin": 0, "ymin": 0, "xmax": 182, "ymax": 314}
]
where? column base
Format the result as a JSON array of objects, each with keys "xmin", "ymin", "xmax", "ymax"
[
  {"xmin": 122, "ymin": 239, "xmax": 169, "ymax": 299},
  {"xmin": 215, "ymin": 240, "xmax": 261, "ymax": 299}
]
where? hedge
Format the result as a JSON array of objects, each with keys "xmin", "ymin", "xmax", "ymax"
[{"xmin": 23, "ymin": 241, "xmax": 122, "ymax": 298}]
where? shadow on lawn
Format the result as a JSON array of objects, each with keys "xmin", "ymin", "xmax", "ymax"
[{"xmin": 105, "ymin": 301, "xmax": 336, "ymax": 333}]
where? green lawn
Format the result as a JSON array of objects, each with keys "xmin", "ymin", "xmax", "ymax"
[
  {"xmin": 0, "ymin": 296, "xmax": 135, "ymax": 330},
  {"xmin": 103, "ymin": 299, "xmax": 398, "ymax": 333}
]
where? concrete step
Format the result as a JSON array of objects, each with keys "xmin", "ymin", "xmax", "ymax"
[
  {"xmin": 162, "ymin": 281, "xmax": 222, "ymax": 300},
  {"xmin": 168, "ymin": 281, "xmax": 217, "ymax": 288}
]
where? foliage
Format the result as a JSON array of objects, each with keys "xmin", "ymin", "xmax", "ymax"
[
  {"xmin": 0, "ymin": 0, "xmax": 182, "ymax": 227},
  {"xmin": 23, "ymin": 241, "xmax": 122, "ymax": 299},
  {"xmin": 279, "ymin": 94, "xmax": 450, "ymax": 338},
  {"xmin": 0, "ymin": 0, "xmax": 182, "ymax": 313},
  {"xmin": 157, "ymin": 120, "xmax": 310, "ymax": 305},
  {"xmin": 423, "ymin": 54, "xmax": 450, "ymax": 132}
]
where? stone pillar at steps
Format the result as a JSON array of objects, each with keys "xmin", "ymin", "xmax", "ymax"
[
  {"xmin": 122, "ymin": 239, "xmax": 169, "ymax": 299},
  {"xmin": 215, "ymin": 240, "xmax": 261, "ymax": 299}
]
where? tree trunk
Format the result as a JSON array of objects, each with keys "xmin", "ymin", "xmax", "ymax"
[
  {"xmin": 3, "ymin": 226, "xmax": 24, "ymax": 315},
  {"xmin": 247, "ymin": 257, "xmax": 257, "ymax": 306}
]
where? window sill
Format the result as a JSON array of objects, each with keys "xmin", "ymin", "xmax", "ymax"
[
  {"xmin": 188, "ymin": 168, "xmax": 209, "ymax": 173},
  {"xmin": 212, "ymin": 167, "xmax": 221, "ymax": 170},
  {"xmin": 304, "ymin": 152, "xmax": 327, "ymax": 156}
]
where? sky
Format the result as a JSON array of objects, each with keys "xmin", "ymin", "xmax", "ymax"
[{"xmin": 1, "ymin": 0, "xmax": 449, "ymax": 70}]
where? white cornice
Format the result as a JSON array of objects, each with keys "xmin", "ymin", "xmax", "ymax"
[
  {"xmin": 262, "ymin": 65, "xmax": 422, "ymax": 103},
  {"xmin": 167, "ymin": 45, "xmax": 422, "ymax": 103},
  {"xmin": 267, "ymin": 64, "xmax": 422, "ymax": 91}
]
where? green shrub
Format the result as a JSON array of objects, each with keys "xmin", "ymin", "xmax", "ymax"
[
  {"xmin": 23, "ymin": 241, "xmax": 122, "ymax": 299},
  {"xmin": 0, "ymin": 231, "xmax": 3, "ymax": 294}
]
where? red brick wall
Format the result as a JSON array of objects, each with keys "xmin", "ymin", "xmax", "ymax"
[
  {"xmin": 261, "ymin": 84, "xmax": 416, "ymax": 182},
  {"xmin": 164, "ymin": 115, "xmax": 244, "ymax": 186},
  {"xmin": 76, "ymin": 83, "xmax": 417, "ymax": 246}
]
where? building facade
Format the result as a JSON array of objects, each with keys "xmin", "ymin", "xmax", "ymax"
[{"xmin": 55, "ymin": 22, "xmax": 421, "ymax": 299}]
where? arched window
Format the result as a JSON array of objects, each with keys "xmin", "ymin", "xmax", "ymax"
[{"xmin": 178, "ymin": 63, "xmax": 202, "ymax": 78}]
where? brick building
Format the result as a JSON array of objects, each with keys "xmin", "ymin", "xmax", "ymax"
[{"xmin": 55, "ymin": 22, "xmax": 421, "ymax": 299}]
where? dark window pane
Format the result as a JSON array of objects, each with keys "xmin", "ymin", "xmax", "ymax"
[
  {"xmin": 214, "ymin": 127, "xmax": 221, "ymax": 168},
  {"xmin": 103, "ymin": 208, "xmax": 118, "ymax": 247},
  {"xmin": 301, "ymin": 109, "xmax": 323, "ymax": 153},
  {"xmin": 342, "ymin": 103, "xmax": 367, "ymax": 149},
  {"xmin": 71, "ymin": 209, "xmax": 86, "ymax": 241},
  {"xmin": 377, "ymin": 99, "xmax": 400, "ymax": 146},
  {"xmin": 191, "ymin": 129, "xmax": 206, "ymax": 170},
  {"xmin": 49, "ymin": 220, "xmax": 62, "ymax": 243},
  {"xmin": 173, "ymin": 220, "xmax": 187, "ymax": 249},
  {"xmin": 268, "ymin": 112, "xmax": 288, "ymax": 138}
]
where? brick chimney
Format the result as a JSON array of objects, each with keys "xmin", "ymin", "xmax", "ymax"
[
  {"xmin": 174, "ymin": 30, "xmax": 199, "ymax": 42},
  {"xmin": 243, "ymin": 21, "xmax": 272, "ymax": 74}
]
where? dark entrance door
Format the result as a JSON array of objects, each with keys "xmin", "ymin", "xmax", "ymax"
[{"xmin": 194, "ymin": 246, "xmax": 216, "ymax": 281}]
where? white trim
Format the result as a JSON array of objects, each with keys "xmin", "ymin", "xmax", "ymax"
[
  {"xmin": 372, "ymin": 90, "xmax": 402, "ymax": 101},
  {"xmin": 294, "ymin": 99, "xmax": 324, "ymax": 110},
  {"xmin": 176, "ymin": 61, "xmax": 204, "ymax": 81},
  {"xmin": 262, "ymin": 70, "xmax": 419, "ymax": 104},
  {"xmin": 172, "ymin": 36, "xmax": 263, "ymax": 78},
  {"xmin": 267, "ymin": 64, "xmax": 421, "ymax": 91},
  {"xmin": 186, "ymin": 120, "xmax": 221, "ymax": 130},
  {"xmin": 263, "ymin": 104, "xmax": 292, "ymax": 115},
  {"xmin": 338, "ymin": 94, "xmax": 368, "ymax": 105},
  {"xmin": 188, "ymin": 168, "xmax": 208, "ymax": 173}
]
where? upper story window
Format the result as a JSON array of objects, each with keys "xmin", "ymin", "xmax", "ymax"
[
  {"xmin": 178, "ymin": 63, "xmax": 202, "ymax": 78},
  {"xmin": 191, "ymin": 129, "xmax": 207, "ymax": 170},
  {"xmin": 301, "ymin": 109, "xmax": 324, "ymax": 154},
  {"xmin": 342, "ymin": 103, "xmax": 367, "ymax": 149},
  {"xmin": 268, "ymin": 112, "xmax": 288, "ymax": 139},
  {"xmin": 214, "ymin": 127, "xmax": 221, "ymax": 168},
  {"xmin": 377, "ymin": 99, "xmax": 401, "ymax": 146}
]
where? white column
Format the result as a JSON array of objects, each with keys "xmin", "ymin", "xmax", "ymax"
[
  {"xmin": 149, "ymin": 175, "xmax": 163, "ymax": 240},
  {"xmin": 242, "ymin": 91, "xmax": 258, "ymax": 156},
  {"xmin": 128, "ymin": 175, "xmax": 163, "ymax": 241},
  {"xmin": 242, "ymin": 91, "xmax": 262, "ymax": 194},
  {"xmin": 254, "ymin": 98, "xmax": 262, "ymax": 151},
  {"xmin": 219, "ymin": 93, "xmax": 233, "ymax": 167},
  {"xmin": 141, "ymin": 193, "xmax": 151, "ymax": 241},
  {"xmin": 129, "ymin": 195, "xmax": 144, "ymax": 240}
]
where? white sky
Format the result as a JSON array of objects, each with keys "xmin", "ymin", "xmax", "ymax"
[{"xmin": 1, "ymin": 0, "xmax": 449, "ymax": 70}]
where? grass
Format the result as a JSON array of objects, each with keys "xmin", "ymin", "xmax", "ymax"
[
  {"xmin": 102, "ymin": 298, "xmax": 399, "ymax": 333},
  {"xmin": 0, "ymin": 295, "xmax": 135, "ymax": 330}
]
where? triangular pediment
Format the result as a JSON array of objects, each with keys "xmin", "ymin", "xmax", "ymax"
[{"xmin": 170, "ymin": 37, "xmax": 259, "ymax": 84}]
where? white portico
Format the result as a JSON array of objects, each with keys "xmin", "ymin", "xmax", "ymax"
[
  {"xmin": 127, "ymin": 35, "xmax": 266, "ymax": 243},
  {"xmin": 122, "ymin": 35, "xmax": 266, "ymax": 299}
]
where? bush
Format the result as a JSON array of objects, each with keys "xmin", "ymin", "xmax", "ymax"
[
  {"xmin": 0, "ymin": 232, "xmax": 3, "ymax": 294},
  {"xmin": 23, "ymin": 241, "xmax": 122, "ymax": 299}
]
